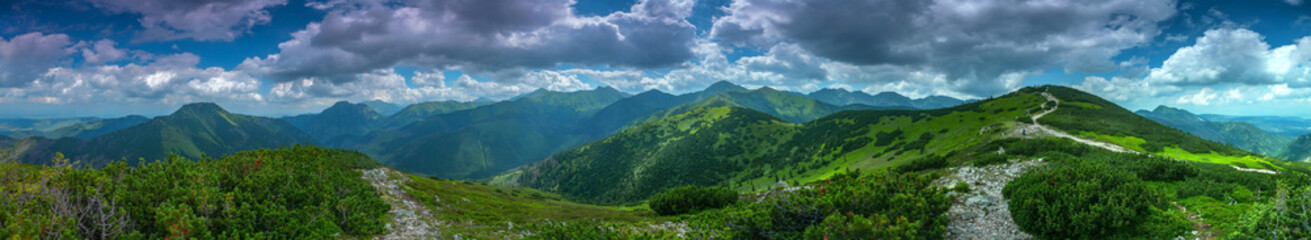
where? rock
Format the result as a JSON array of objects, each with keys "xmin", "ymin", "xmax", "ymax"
[{"xmin": 936, "ymin": 160, "xmax": 1045, "ymax": 240}]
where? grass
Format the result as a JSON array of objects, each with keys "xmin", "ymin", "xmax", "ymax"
[
  {"xmin": 1079, "ymin": 131, "xmax": 1149, "ymax": 153},
  {"xmin": 402, "ymin": 173, "xmax": 665, "ymax": 239},
  {"xmin": 1160, "ymin": 146, "xmax": 1282, "ymax": 170}
]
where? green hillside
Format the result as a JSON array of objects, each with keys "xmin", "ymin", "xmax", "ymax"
[
  {"xmin": 46, "ymin": 115, "xmax": 150, "ymax": 139},
  {"xmin": 501, "ymin": 86, "xmax": 1287, "ymax": 205},
  {"xmin": 378, "ymin": 100, "xmax": 488, "ymax": 129},
  {"xmin": 16, "ymin": 103, "xmax": 316, "ymax": 166},
  {"xmin": 283, "ymin": 101, "xmax": 383, "ymax": 143},
  {"xmin": 503, "ymin": 87, "xmax": 1048, "ymax": 204},
  {"xmin": 1138, "ymin": 106, "xmax": 1292, "ymax": 156},
  {"xmin": 362, "ymin": 99, "xmax": 403, "ymax": 116},
  {"xmin": 1279, "ymin": 134, "xmax": 1311, "ymax": 162},
  {"xmin": 622, "ymin": 87, "xmax": 887, "ymax": 130},
  {"xmin": 573, "ymin": 81, "xmax": 753, "ymax": 138},
  {"xmin": 338, "ymin": 87, "xmax": 630, "ymax": 179}
]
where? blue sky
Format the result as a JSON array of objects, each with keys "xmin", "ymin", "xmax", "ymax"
[{"xmin": 1, "ymin": 0, "xmax": 1310, "ymax": 118}]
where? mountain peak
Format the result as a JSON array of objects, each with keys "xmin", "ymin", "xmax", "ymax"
[
  {"xmin": 814, "ymin": 88, "xmax": 853, "ymax": 94},
  {"xmin": 872, "ymin": 91, "xmax": 907, "ymax": 98},
  {"xmin": 174, "ymin": 102, "xmax": 228, "ymax": 115},
  {"xmin": 321, "ymin": 101, "xmax": 380, "ymax": 116},
  {"xmin": 704, "ymin": 80, "xmax": 747, "ymax": 93}
]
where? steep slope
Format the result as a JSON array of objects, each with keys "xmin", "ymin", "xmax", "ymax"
[
  {"xmin": 45, "ymin": 115, "xmax": 150, "ymax": 139},
  {"xmin": 574, "ymin": 81, "xmax": 752, "ymax": 138},
  {"xmin": 363, "ymin": 100, "xmax": 403, "ymax": 116},
  {"xmin": 623, "ymin": 87, "xmax": 889, "ymax": 130},
  {"xmin": 1279, "ymin": 134, "xmax": 1311, "ymax": 162},
  {"xmin": 16, "ymin": 103, "xmax": 316, "ymax": 166},
  {"xmin": 283, "ymin": 101, "xmax": 383, "ymax": 143},
  {"xmin": 379, "ymin": 100, "xmax": 488, "ymax": 129},
  {"xmin": 1136, "ymin": 106, "xmax": 1228, "ymax": 142},
  {"xmin": 502, "ymin": 86, "xmax": 1277, "ymax": 204},
  {"xmin": 339, "ymin": 87, "xmax": 630, "ymax": 179},
  {"xmin": 1214, "ymin": 121, "xmax": 1293, "ymax": 157}
]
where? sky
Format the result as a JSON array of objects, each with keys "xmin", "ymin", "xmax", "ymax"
[{"xmin": 1, "ymin": 0, "xmax": 1310, "ymax": 118}]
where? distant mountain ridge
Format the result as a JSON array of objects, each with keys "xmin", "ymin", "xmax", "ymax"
[
  {"xmin": 806, "ymin": 88, "xmax": 965, "ymax": 109},
  {"xmin": 13, "ymin": 103, "xmax": 316, "ymax": 166},
  {"xmin": 1200, "ymin": 114, "xmax": 1311, "ymax": 137},
  {"xmin": 46, "ymin": 115, "xmax": 150, "ymax": 139},
  {"xmin": 283, "ymin": 101, "xmax": 384, "ymax": 143},
  {"xmin": 1137, "ymin": 105, "xmax": 1291, "ymax": 157}
]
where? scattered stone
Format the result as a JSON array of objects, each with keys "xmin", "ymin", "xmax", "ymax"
[
  {"xmin": 362, "ymin": 168, "xmax": 442, "ymax": 239},
  {"xmin": 935, "ymin": 160, "xmax": 1045, "ymax": 240}
]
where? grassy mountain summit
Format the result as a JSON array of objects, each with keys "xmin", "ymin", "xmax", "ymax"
[
  {"xmin": 14, "ymin": 102, "xmax": 315, "ymax": 166},
  {"xmin": 499, "ymin": 85, "xmax": 1283, "ymax": 204}
]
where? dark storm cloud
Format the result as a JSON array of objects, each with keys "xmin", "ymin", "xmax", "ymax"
[
  {"xmin": 87, "ymin": 0, "xmax": 288, "ymax": 41},
  {"xmin": 243, "ymin": 0, "xmax": 698, "ymax": 83},
  {"xmin": 712, "ymin": 0, "xmax": 1179, "ymax": 95}
]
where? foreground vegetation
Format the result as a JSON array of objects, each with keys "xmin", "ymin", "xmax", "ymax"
[{"xmin": 0, "ymin": 145, "xmax": 388, "ymax": 239}]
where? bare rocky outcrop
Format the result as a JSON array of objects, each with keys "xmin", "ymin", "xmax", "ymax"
[{"xmin": 935, "ymin": 160, "xmax": 1045, "ymax": 240}]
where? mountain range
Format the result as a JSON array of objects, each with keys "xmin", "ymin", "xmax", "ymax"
[
  {"xmin": 1137, "ymin": 106, "xmax": 1292, "ymax": 157},
  {"xmin": 8, "ymin": 103, "xmax": 315, "ymax": 166},
  {"xmin": 807, "ymin": 87, "xmax": 966, "ymax": 109},
  {"xmin": 497, "ymin": 86, "xmax": 1275, "ymax": 204}
]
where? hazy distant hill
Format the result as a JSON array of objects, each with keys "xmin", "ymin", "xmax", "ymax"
[
  {"xmin": 283, "ymin": 101, "xmax": 384, "ymax": 143},
  {"xmin": 806, "ymin": 88, "xmax": 966, "ymax": 109},
  {"xmin": 0, "ymin": 117, "xmax": 101, "ymax": 138},
  {"xmin": 16, "ymin": 103, "xmax": 315, "ymax": 166},
  {"xmin": 379, "ymin": 100, "xmax": 489, "ymax": 129},
  {"xmin": 1200, "ymin": 114, "xmax": 1311, "ymax": 137},
  {"xmin": 45, "ymin": 115, "xmax": 150, "ymax": 139},
  {"xmin": 1137, "ymin": 106, "xmax": 1291, "ymax": 156},
  {"xmin": 362, "ymin": 100, "xmax": 403, "ymax": 116},
  {"xmin": 336, "ymin": 87, "xmax": 631, "ymax": 179}
]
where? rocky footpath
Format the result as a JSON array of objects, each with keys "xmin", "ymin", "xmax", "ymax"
[
  {"xmin": 362, "ymin": 168, "xmax": 443, "ymax": 240},
  {"xmin": 934, "ymin": 159, "xmax": 1045, "ymax": 240}
]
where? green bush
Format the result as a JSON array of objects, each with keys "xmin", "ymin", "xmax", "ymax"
[
  {"xmin": 1003, "ymin": 160, "xmax": 1164, "ymax": 239},
  {"xmin": 0, "ymin": 145, "xmax": 390, "ymax": 239},
  {"xmin": 719, "ymin": 171, "xmax": 950, "ymax": 239},
  {"xmin": 895, "ymin": 155, "xmax": 947, "ymax": 173},
  {"xmin": 1231, "ymin": 183, "xmax": 1311, "ymax": 239},
  {"xmin": 648, "ymin": 186, "xmax": 738, "ymax": 216},
  {"xmin": 1178, "ymin": 177, "xmax": 1235, "ymax": 200}
]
